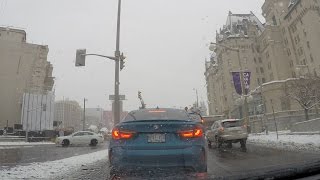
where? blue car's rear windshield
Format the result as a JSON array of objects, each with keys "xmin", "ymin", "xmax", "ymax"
[{"xmin": 123, "ymin": 109, "xmax": 195, "ymax": 121}]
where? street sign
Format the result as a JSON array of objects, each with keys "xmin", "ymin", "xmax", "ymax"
[
  {"xmin": 109, "ymin": 95, "xmax": 126, "ymax": 100},
  {"xmin": 75, "ymin": 49, "xmax": 86, "ymax": 66}
]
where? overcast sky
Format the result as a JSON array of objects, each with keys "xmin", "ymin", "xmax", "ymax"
[{"xmin": 1, "ymin": 0, "xmax": 264, "ymax": 111}]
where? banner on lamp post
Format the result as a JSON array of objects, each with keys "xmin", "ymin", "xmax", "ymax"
[{"xmin": 232, "ymin": 72, "xmax": 251, "ymax": 95}]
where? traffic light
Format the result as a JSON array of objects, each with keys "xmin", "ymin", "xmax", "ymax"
[
  {"xmin": 75, "ymin": 49, "xmax": 86, "ymax": 66},
  {"xmin": 120, "ymin": 60, "xmax": 125, "ymax": 71},
  {"xmin": 120, "ymin": 53, "xmax": 126, "ymax": 71}
]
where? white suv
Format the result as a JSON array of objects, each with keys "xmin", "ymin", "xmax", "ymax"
[{"xmin": 206, "ymin": 119, "xmax": 248, "ymax": 151}]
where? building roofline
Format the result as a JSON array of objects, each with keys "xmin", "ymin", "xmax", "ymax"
[{"xmin": 284, "ymin": 0, "xmax": 301, "ymax": 19}]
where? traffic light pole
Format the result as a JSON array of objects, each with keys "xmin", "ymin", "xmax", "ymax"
[
  {"xmin": 113, "ymin": 0, "xmax": 122, "ymax": 125},
  {"xmin": 75, "ymin": 0, "xmax": 124, "ymax": 126}
]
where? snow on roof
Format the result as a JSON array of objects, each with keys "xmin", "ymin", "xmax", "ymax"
[
  {"xmin": 217, "ymin": 11, "xmax": 264, "ymax": 42},
  {"xmin": 251, "ymin": 78, "xmax": 298, "ymax": 93}
]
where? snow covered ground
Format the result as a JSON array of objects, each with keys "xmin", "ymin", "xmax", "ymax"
[
  {"xmin": 248, "ymin": 132, "xmax": 320, "ymax": 152},
  {"xmin": 0, "ymin": 149, "xmax": 108, "ymax": 179},
  {"xmin": 0, "ymin": 141, "xmax": 54, "ymax": 146}
]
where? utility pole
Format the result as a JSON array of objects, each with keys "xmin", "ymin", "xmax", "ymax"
[
  {"xmin": 193, "ymin": 88, "xmax": 199, "ymax": 108},
  {"xmin": 83, "ymin": 98, "xmax": 86, "ymax": 131},
  {"xmin": 271, "ymin": 100, "xmax": 279, "ymax": 140}
]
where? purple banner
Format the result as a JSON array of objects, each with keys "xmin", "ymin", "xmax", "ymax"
[
  {"xmin": 232, "ymin": 72, "xmax": 251, "ymax": 95},
  {"xmin": 232, "ymin": 72, "xmax": 242, "ymax": 95}
]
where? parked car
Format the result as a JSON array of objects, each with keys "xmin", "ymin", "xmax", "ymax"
[
  {"xmin": 56, "ymin": 131, "xmax": 104, "ymax": 147},
  {"xmin": 205, "ymin": 119, "xmax": 248, "ymax": 151},
  {"xmin": 99, "ymin": 127, "xmax": 112, "ymax": 140},
  {"xmin": 109, "ymin": 108, "xmax": 207, "ymax": 177}
]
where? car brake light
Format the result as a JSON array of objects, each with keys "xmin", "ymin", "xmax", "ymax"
[
  {"xmin": 112, "ymin": 128, "xmax": 135, "ymax": 140},
  {"xmin": 179, "ymin": 128, "xmax": 203, "ymax": 138}
]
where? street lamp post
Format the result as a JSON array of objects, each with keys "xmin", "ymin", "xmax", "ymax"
[
  {"xmin": 193, "ymin": 88, "xmax": 199, "ymax": 107},
  {"xmin": 75, "ymin": 0, "xmax": 124, "ymax": 126},
  {"xmin": 83, "ymin": 98, "xmax": 87, "ymax": 131},
  {"xmin": 209, "ymin": 42, "xmax": 249, "ymax": 126}
]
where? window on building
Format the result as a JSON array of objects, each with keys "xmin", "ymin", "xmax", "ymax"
[
  {"xmin": 292, "ymin": 71, "xmax": 296, "ymax": 77},
  {"xmin": 262, "ymin": 78, "xmax": 266, "ymax": 83},
  {"xmin": 287, "ymin": 48, "xmax": 291, "ymax": 56},
  {"xmin": 257, "ymin": 78, "xmax": 260, "ymax": 85},
  {"xmin": 284, "ymin": 38, "xmax": 288, "ymax": 45},
  {"xmin": 307, "ymin": 41, "xmax": 310, "ymax": 49},
  {"xmin": 227, "ymin": 59, "xmax": 231, "ymax": 66},
  {"xmin": 302, "ymin": 59, "xmax": 306, "ymax": 65},
  {"xmin": 256, "ymin": 67, "xmax": 259, "ymax": 73},
  {"xmin": 266, "ymin": 51, "xmax": 270, "ymax": 59},
  {"xmin": 282, "ymin": 28, "xmax": 286, "ymax": 34},
  {"xmin": 310, "ymin": 54, "xmax": 314, "ymax": 62},
  {"xmin": 297, "ymin": 35, "xmax": 300, "ymax": 43},
  {"xmin": 268, "ymin": 62, "xmax": 272, "ymax": 70},
  {"xmin": 290, "ymin": 60, "xmax": 294, "ymax": 67},
  {"xmin": 270, "ymin": 73, "xmax": 274, "ymax": 81},
  {"xmin": 272, "ymin": 15, "xmax": 277, "ymax": 25},
  {"xmin": 304, "ymin": 30, "xmax": 307, "ymax": 37},
  {"xmin": 224, "ymin": 97, "xmax": 227, "ymax": 102},
  {"xmin": 260, "ymin": 67, "xmax": 264, "ymax": 73},
  {"xmin": 254, "ymin": 58, "xmax": 257, "ymax": 63},
  {"xmin": 281, "ymin": 98, "xmax": 288, "ymax": 111}
]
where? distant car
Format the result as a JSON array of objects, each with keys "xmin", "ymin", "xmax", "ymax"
[
  {"xmin": 109, "ymin": 108, "xmax": 207, "ymax": 177},
  {"xmin": 56, "ymin": 131, "xmax": 104, "ymax": 147},
  {"xmin": 205, "ymin": 119, "xmax": 248, "ymax": 151}
]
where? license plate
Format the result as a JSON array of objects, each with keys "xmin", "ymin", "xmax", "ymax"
[{"xmin": 147, "ymin": 133, "xmax": 166, "ymax": 143}]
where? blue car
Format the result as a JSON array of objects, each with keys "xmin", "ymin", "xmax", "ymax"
[{"xmin": 109, "ymin": 108, "xmax": 207, "ymax": 177}]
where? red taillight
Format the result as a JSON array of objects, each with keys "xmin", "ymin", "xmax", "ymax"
[
  {"xmin": 179, "ymin": 128, "xmax": 203, "ymax": 138},
  {"xmin": 112, "ymin": 128, "xmax": 135, "ymax": 140}
]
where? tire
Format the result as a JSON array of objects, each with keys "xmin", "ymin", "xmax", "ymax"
[
  {"xmin": 227, "ymin": 142, "xmax": 232, "ymax": 149},
  {"xmin": 240, "ymin": 139, "xmax": 247, "ymax": 152},
  {"xmin": 216, "ymin": 136, "xmax": 222, "ymax": 148},
  {"xmin": 109, "ymin": 167, "xmax": 121, "ymax": 180},
  {"xmin": 62, "ymin": 139, "xmax": 70, "ymax": 147},
  {"xmin": 90, "ymin": 139, "xmax": 98, "ymax": 146},
  {"xmin": 195, "ymin": 165, "xmax": 207, "ymax": 173},
  {"xmin": 207, "ymin": 140, "xmax": 212, "ymax": 149}
]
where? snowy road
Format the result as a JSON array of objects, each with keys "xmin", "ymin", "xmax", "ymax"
[
  {"xmin": 1, "ymin": 141, "xmax": 320, "ymax": 179},
  {"xmin": 57, "ymin": 143, "xmax": 320, "ymax": 179}
]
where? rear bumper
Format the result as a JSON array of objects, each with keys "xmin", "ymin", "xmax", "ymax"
[
  {"xmin": 220, "ymin": 133, "xmax": 248, "ymax": 141},
  {"xmin": 109, "ymin": 145, "xmax": 206, "ymax": 171}
]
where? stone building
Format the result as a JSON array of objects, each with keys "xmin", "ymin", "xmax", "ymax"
[
  {"xmin": 205, "ymin": 0, "xmax": 320, "ymax": 118},
  {"xmin": 0, "ymin": 27, "xmax": 54, "ymax": 129}
]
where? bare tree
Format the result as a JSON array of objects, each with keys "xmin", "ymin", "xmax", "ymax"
[{"xmin": 286, "ymin": 77, "xmax": 320, "ymax": 120}]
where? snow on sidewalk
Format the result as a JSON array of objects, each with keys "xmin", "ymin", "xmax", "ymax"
[
  {"xmin": 0, "ymin": 149, "xmax": 108, "ymax": 179},
  {"xmin": 248, "ymin": 132, "xmax": 320, "ymax": 152}
]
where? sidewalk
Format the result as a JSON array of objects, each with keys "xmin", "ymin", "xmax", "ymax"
[
  {"xmin": 248, "ymin": 132, "xmax": 320, "ymax": 152},
  {"xmin": 0, "ymin": 141, "xmax": 55, "ymax": 148}
]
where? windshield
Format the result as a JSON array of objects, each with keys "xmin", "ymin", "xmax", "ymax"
[
  {"xmin": 1, "ymin": 0, "xmax": 320, "ymax": 179},
  {"xmin": 123, "ymin": 109, "xmax": 191, "ymax": 121},
  {"xmin": 222, "ymin": 120, "xmax": 243, "ymax": 128}
]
